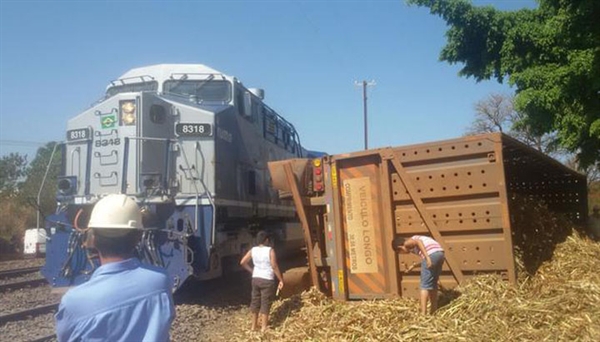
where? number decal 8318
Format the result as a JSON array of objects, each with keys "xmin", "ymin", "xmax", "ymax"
[
  {"xmin": 67, "ymin": 128, "xmax": 91, "ymax": 141},
  {"xmin": 175, "ymin": 123, "xmax": 212, "ymax": 137}
]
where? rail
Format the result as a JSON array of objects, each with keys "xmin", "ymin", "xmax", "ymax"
[
  {"xmin": 0, "ymin": 278, "xmax": 48, "ymax": 292},
  {"xmin": 29, "ymin": 334, "xmax": 57, "ymax": 342},
  {"xmin": 0, "ymin": 302, "xmax": 59, "ymax": 325},
  {"xmin": 0, "ymin": 266, "xmax": 42, "ymax": 279}
]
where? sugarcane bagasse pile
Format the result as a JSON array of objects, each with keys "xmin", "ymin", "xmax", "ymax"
[{"xmin": 232, "ymin": 200, "xmax": 600, "ymax": 341}]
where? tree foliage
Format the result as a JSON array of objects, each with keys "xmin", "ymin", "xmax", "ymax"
[
  {"xmin": 20, "ymin": 142, "xmax": 62, "ymax": 227},
  {"xmin": 0, "ymin": 143, "xmax": 61, "ymax": 249},
  {"xmin": 0, "ymin": 153, "xmax": 30, "ymax": 243},
  {"xmin": 466, "ymin": 92, "xmax": 599, "ymax": 189},
  {"xmin": 408, "ymin": 0, "xmax": 600, "ymax": 167},
  {"xmin": 0, "ymin": 153, "xmax": 28, "ymax": 195},
  {"xmin": 467, "ymin": 92, "xmax": 560, "ymax": 155}
]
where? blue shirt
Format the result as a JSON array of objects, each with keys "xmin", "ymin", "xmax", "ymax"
[{"xmin": 55, "ymin": 258, "xmax": 175, "ymax": 342}]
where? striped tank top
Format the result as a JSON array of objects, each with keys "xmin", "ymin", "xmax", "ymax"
[{"xmin": 411, "ymin": 235, "xmax": 444, "ymax": 258}]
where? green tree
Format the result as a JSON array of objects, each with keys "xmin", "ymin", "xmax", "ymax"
[
  {"xmin": 408, "ymin": 0, "xmax": 600, "ymax": 167},
  {"xmin": 0, "ymin": 153, "xmax": 28, "ymax": 195},
  {"xmin": 0, "ymin": 153, "xmax": 30, "ymax": 247},
  {"xmin": 20, "ymin": 142, "xmax": 62, "ymax": 228},
  {"xmin": 0, "ymin": 143, "xmax": 61, "ymax": 253}
]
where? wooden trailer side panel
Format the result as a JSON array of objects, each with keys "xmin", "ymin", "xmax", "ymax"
[
  {"xmin": 334, "ymin": 156, "xmax": 400, "ymax": 299},
  {"xmin": 267, "ymin": 132, "xmax": 587, "ymax": 301},
  {"xmin": 323, "ymin": 134, "xmax": 517, "ymax": 300}
]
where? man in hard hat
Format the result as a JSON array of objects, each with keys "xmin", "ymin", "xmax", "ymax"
[
  {"xmin": 55, "ymin": 194, "xmax": 175, "ymax": 342},
  {"xmin": 589, "ymin": 205, "xmax": 600, "ymax": 241}
]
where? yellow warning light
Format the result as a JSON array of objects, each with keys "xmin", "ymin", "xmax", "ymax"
[{"xmin": 313, "ymin": 158, "xmax": 322, "ymax": 167}]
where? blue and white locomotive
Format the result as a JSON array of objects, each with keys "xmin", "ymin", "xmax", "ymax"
[{"xmin": 42, "ymin": 64, "xmax": 311, "ymax": 290}]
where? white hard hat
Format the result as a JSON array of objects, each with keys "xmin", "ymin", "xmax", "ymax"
[{"xmin": 88, "ymin": 194, "xmax": 142, "ymax": 233}]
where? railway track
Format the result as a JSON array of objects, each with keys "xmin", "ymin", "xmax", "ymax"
[
  {"xmin": 0, "ymin": 302, "xmax": 59, "ymax": 325},
  {"xmin": 0, "ymin": 278, "xmax": 48, "ymax": 292},
  {"xmin": 0, "ymin": 266, "xmax": 42, "ymax": 279},
  {"xmin": 29, "ymin": 334, "xmax": 57, "ymax": 342},
  {"xmin": 0, "ymin": 266, "xmax": 47, "ymax": 292},
  {"xmin": 0, "ymin": 265, "xmax": 57, "ymax": 341},
  {"xmin": 0, "ymin": 302, "xmax": 59, "ymax": 342},
  {"xmin": 0, "ymin": 254, "xmax": 306, "ymax": 341}
]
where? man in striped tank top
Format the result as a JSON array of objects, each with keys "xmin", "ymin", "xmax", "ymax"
[{"xmin": 392, "ymin": 235, "xmax": 445, "ymax": 315}]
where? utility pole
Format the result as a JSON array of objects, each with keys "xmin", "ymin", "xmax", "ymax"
[{"xmin": 354, "ymin": 80, "xmax": 376, "ymax": 150}]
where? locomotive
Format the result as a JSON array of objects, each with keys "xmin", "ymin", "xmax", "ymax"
[{"xmin": 42, "ymin": 64, "xmax": 314, "ymax": 291}]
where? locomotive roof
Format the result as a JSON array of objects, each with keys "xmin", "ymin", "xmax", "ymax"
[{"xmin": 113, "ymin": 64, "xmax": 229, "ymax": 85}]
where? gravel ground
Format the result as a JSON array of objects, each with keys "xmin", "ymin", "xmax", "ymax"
[
  {"xmin": 0, "ymin": 272, "xmax": 261, "ymax": 342},
  {"xmin": 0, "ymin": 313, "xmax": 58, "ymax": 342},
  {"xmin": 0, "ymin": 286, "xmax": 61, "ymax": 315},
  {"xmin": 0, "ymin": 271, "xmax": 45, "ymax": 286},
  {"xmin": 0, "ymin": 257, "xmax": 45, "ymax": 271},
  {"xmin": 172, "ymin": 272, "xmax": 254, "ymax": 341},
  {"xmin": 0, "ymin": 257, "xmax": 301, "ymax": 341}
]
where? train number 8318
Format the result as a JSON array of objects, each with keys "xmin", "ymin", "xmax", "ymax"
[
  {"xmin": 175, "ymin": 123, "xmax": 212, "ymax": 137},
  {"xmin": 66, "ymin": 128, "xmax": 92, "ymax": 141}
]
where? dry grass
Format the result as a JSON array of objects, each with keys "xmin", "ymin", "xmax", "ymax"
[
  {"xmin": 231, "ymin": 232, "xmax": 600, "ymax": 341},
  {"xmin": 174, "ymin": 197, "xmax": 600, "ymax": 341}
]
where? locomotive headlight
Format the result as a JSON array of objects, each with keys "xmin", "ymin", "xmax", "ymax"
[
  {"xmin": 57, "ymin": 176, "xmax": 77, "ymax": 196},
  {"xmin": 120, "ymin": 101, "xmax": 137, "ymax": 126}
]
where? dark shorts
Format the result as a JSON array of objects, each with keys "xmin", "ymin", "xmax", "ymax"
[
  {"xmin": 420, "ymin": 251, "xmax": 444, "ymax": 290},
  {"xmin": 250, "ymin": 277, "xmax": 276, "ymax": 314}
]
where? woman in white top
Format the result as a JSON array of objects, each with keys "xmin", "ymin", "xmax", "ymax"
[{"xmin": 240, "ymin": 230, "xmax": 284, "ymax": 332}]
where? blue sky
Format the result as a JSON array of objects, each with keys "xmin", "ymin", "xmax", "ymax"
[{"xmin": 0, "ymin": 0, "xmax": 536, "ymax": 159}]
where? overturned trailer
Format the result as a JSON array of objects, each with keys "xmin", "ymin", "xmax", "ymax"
[{"xmin": 268, "ymin": 133, "xmax": 587, "ymax": 300}]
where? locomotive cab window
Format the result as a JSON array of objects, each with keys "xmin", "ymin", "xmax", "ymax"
[
  {"xmin": 163, "ymin": 80, "xmax": 231, "ymax": 103},
  {"xmin": 149, "ymin": 105, "xmax": 166, "ymax": 124}
]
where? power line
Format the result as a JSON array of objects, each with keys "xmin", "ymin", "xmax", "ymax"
[{"xmin": 0, "ymin": 139, "xmax": 47, "ymax": 147}]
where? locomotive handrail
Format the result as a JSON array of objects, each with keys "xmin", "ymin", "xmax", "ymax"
[
  {"xmin": 169, "ymin": 72, "xmax": 226, "ymax": 80},
  {"xmin": 194, "ymin": 141, "xmax": 217, "ymax": 247},
  {"xmin": 126, "ymin": 136, "xmax": 177, "ymax": 142},
  {"xmin": 178, "ymin": 141, "xmax": 217, "ymax": 247},
  {"xmin": 163, "ymin": 139, "xmax": 171, "ymax": 191},
  {"xmin": 69, "ymin": 146, "xmax": 80, "ymax": 180},
  {"xmin": 109, "ymin": 74, "xmax": 155, "ymax": 86},
  {"xmin": 37, "ymin": 143, "xmax": 60, "ymax": 229},
  {"xmin": 122, "ymin": 138, "xmax": 130, "ymax": 194}
]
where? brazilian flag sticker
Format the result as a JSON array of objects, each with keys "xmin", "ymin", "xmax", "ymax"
[{"xmin": 101, "ymin": 115, "xmax": 116, "ymax": 129}]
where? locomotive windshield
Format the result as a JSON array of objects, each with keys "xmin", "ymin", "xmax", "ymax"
[
  {"xmin": 106, "ymin": 81, "xmax": 158, "ymax": 97},
  {"xmin": 163, "ymin": 79, "xmax": 231, "ymax": 103}
]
